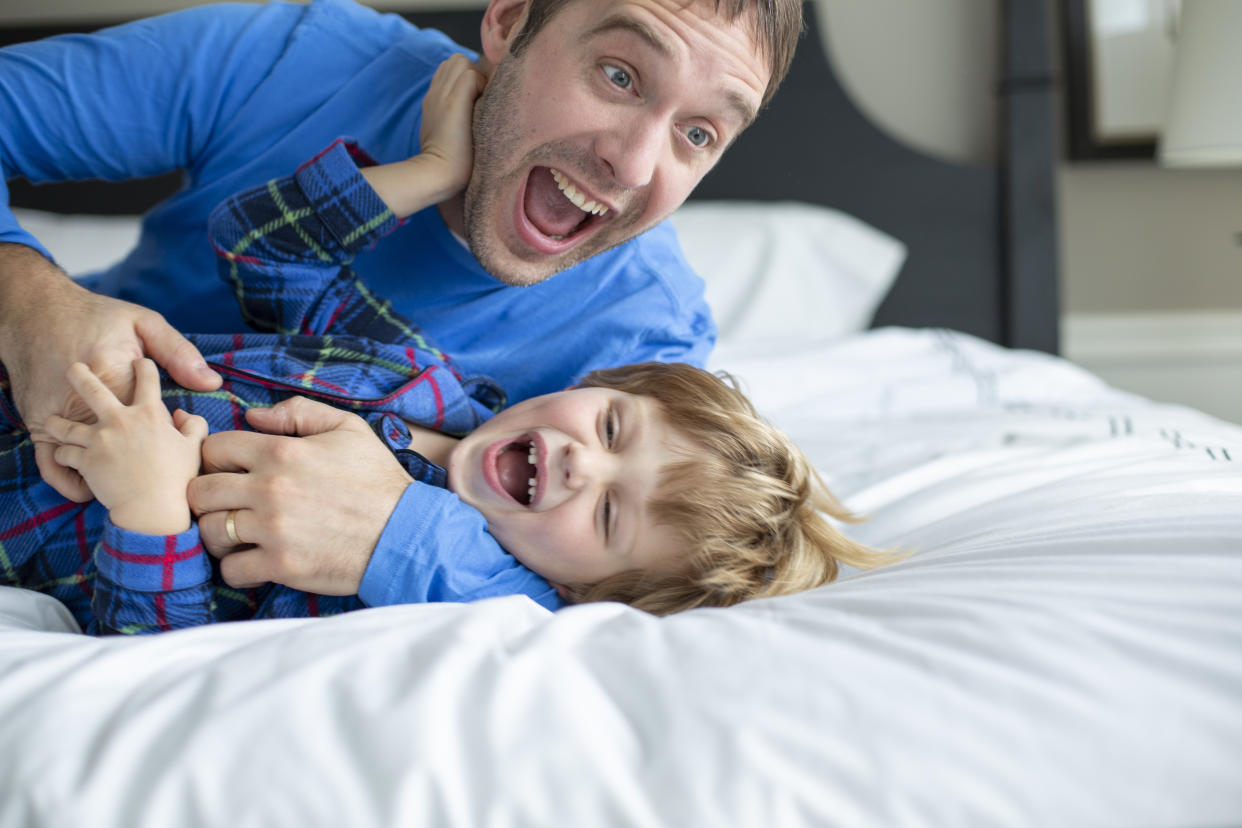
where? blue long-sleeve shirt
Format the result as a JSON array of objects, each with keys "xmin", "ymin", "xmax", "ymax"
[
  {"xmin": 0, "ymin": 0, "xmax": 714, "ymax": 404},
  {"xmin": 0, "ymin": 139, "xmax": 563, "ymax": 634}
]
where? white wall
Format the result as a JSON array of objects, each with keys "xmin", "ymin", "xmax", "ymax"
[
  {"xmin": 819, "ymin": 0, "xmax": 1242, "ymax": 314},
  {"xmin": 818, "ymin": 0, "xmax": 1241, "ymax": 424}
]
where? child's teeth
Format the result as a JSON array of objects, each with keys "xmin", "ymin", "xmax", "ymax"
[
  {"xmin": 528, "ymin": 449, "xmax": 536, "ymax": 464},
  {"xmin": 527, "ymin": 485, "xmax": 536, "ymax": 500},
  {"xmin": 549, "ymin": 169, "xmax": 609, "ymax": 217}
]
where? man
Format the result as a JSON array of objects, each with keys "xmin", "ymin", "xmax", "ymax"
[{"xmin": 0, "ymin": 0, "xmax": 800, "ymax": 598}]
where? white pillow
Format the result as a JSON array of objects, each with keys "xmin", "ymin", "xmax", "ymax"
[
  {"xmin": 670, "ymin": 200, "xmax": 906, "ymax": 348},
  {"xmin": 11, "ymin": 207, "xmax": 142, "ymax": 278}
]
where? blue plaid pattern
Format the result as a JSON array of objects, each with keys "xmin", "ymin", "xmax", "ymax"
[{"xmin": 0, "ymin": 140, "xmax": 505, "ymax": 634}]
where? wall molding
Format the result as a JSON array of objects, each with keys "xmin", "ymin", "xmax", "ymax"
[{"xmin": 1062, "ymin": 311, "xmax": 1242, "ymax": 425}]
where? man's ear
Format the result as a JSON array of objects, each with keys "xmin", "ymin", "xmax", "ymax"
[{"xmin": 479, "ymin": 0, "xmax": 532, "ymax": 65}]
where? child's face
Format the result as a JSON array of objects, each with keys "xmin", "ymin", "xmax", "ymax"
[{"xmin": 447, "ymin": 387, "xmax": 691, "ymax": 589}]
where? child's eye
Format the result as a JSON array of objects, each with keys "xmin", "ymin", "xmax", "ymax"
[
  {"xmin": 602, "ymin": 64, "xmax": 633, "ymax": 91},
  {"xmin": 604, "ymin": 408, "xmax": 618, "ymax": 447},
  {"xmin": 602, "ymin": 493, "xmax": 612, "ymax": 541}
]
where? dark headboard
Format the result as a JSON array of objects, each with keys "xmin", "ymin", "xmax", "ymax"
[{"xmin": 4, "ymin": 0, "xmax": 1060, "ymax": 353}]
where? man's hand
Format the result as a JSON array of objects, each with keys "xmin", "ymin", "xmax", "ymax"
[
  {"xmin": 0, "ymin": 244, "xmax": 221, "ymax": 501},
  {"xmin": 187, "ymin": 396, "xmax": 413, "ymax": 595}
]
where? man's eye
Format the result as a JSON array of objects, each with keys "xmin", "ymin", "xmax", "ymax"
[
  {"xmin": 684, "ymin": 125, "xmax": 711, "ymax": 147},
  {"xmin": 603, "ymin": 64, "xmax": 633, "ymax": 90}
]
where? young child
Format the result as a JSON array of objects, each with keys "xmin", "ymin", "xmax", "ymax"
[{"xmin": 0, "ymin": 59, "xmax": 889, "ymax": 634}]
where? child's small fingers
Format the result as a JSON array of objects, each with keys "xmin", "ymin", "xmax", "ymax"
[
  {"xmin": 176, "ymin": 410, "xmax": 209, "ymax": 440},
  {"xmin": 131, "ymin": 357, "xmax": 161, "ymax": 403},
  {"xmin": 461, "ymin": 62, "xmax": 485, "ymax": 91},
  {"xmin": 44, "ymin": 414, "xmax": 92, "ymax": 448},
  {"xmin": 65, "ymin": 362, "xmax": 122, "ymax": 418},
  {"xmin": 52, "ymin": 443, "xmax": 86, "ymax": 471}
]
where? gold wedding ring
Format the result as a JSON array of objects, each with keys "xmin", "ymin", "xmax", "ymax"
[{"xmin": 224, "ymin": 509, "xmax": 243, "ymax": 545}]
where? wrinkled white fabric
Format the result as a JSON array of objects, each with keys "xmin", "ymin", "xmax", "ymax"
[{"xmin": 2, "ymin": 328, "xmax": 1240, "ymax": 827}]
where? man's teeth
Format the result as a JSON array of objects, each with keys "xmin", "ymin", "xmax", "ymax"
[{"xmin": 550, "ymin": 169, "xmax": 609, "ymax": 216}]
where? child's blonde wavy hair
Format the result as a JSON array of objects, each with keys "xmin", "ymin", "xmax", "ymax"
[{"xmin": 561, "ymin": 362, "xmax": 898, "ymax": 616}]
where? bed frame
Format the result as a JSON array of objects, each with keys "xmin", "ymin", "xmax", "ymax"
[{"xmin": 3, "ymin": 0, "xmax": 1060, "ymax": 353}]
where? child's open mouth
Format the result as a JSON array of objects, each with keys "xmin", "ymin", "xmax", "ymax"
[{"xmin": 488, "ymin": 433, "xmax": 544, "ymax": 507}]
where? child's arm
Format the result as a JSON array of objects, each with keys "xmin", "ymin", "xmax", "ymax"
[
  {"xmin": 208, "ymin": 55, "xmax": 483, "ymax": 337},
  {"xmin": 45, "ymin": 359, "xmax": 216, "ymax": 634}
]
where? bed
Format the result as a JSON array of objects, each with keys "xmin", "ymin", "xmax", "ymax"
[{"xmin": 3, "ymin": 2, "xmax": 1241, "ymax": 826}]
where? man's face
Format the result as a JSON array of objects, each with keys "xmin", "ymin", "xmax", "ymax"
[{"xmin": 451, "ymin": 0, "xmax": 771, "ymax": 285}]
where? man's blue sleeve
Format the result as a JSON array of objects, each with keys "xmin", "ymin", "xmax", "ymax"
[
  {"xmin": 0, "ymin": 2, "xmax": 308, "ymax": 259},
  {"xmin": 358, "ymin": 484, "xmax": 565, "ymax": 612}
]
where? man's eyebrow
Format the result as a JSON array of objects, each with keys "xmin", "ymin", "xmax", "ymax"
[
  {"xmin": 586, "ymin": 14, "xmax": 672, "ymax": 57},
  {"xmin": 586, "ymin": 14, "xmax": 759, "ymax": 130}
]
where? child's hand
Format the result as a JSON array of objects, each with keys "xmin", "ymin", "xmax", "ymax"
[
  {"xmin": 417, "ymin": 53, "xmax": 486, "ymax": 197},
  {"xmin": 45, "ymin": 358, "xmax": 208, "ymax": 535}
]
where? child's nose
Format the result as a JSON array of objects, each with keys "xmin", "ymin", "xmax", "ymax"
[{"xmin": 563, "ymin": 442, "xmax": 610, "ymax": 491}]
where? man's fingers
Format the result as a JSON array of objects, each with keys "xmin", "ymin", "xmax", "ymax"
[
  {"xmin": 65, "ymin": 362, "xmax": 121, "ymax": 419},
  {"xmin": 245, "ymin": 395, "xmax": 363, "ymax": 437},
  {"xmin": 52, "ymin": 443, "xmax": 85, "ymax": 472},
  {"xmin": 135, "ymin": 314, "xmax": 221, "ymax": 393},
  {"xmin": 34, "ymin": 441, "xmax": 92, "ymax": 502},
  {"xmin": 198, "ymin": 508, "xmax": 253, "ymax": 558},
  {"xmin": 44, "ymin": 414, "xmax": 91, "ymax": 448},
  {"xmin": 198, "ymin": 429, "xmax": 285, "ymax": 474},
  {"xmin": 186, "ymin": 470, "xmax": 252, "ymax": 515},
  {"xmin": 219, "ymin": 548, "xmax": 273, "ymax": 590}
]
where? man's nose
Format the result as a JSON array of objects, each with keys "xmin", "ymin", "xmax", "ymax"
[{"xmin": 595, "ymin": 114, "xmax": 664, "ymax": 190}]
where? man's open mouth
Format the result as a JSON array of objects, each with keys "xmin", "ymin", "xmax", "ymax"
[
  {"xmin": 517, "ymin": 167, "xmax": 610, "ymax": 252},
  {"xmin": 490, "ymin": 434, "xmax": 543, "ymax": 507}
]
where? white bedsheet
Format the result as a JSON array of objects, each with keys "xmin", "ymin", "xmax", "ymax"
[{"xmin": 2, "ymin": 327, "xmax": 1240, "ymax": 827}]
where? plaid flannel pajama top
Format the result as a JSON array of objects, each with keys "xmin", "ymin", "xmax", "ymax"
[{"xmin": 0, "ymin": 139, "xmax": 560, "ymax": 635}]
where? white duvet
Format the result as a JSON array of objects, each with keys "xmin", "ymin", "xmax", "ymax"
[{"xmin": 2, "ymin": 327, "xmax": 1240, "ymax": 828}]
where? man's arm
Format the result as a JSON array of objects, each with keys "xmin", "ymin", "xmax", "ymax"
[
  {"xmin": 0, "ymin": 5, "xmax": 310, "ymax": 498},
  {"xmin": 358, "ymin": 482, "xmax": 564, "ymax": 611}
]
